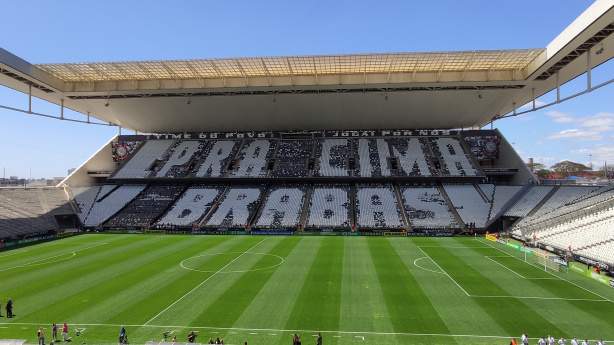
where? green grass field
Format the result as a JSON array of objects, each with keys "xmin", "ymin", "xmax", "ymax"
[{"xmin": 1, "ymin": 234, "xmax": 613, "ymax": 345}]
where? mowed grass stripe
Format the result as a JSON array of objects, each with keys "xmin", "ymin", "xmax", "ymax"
[
  {"xmin": 467, "ymin": 240, "xmax": 614, "ymax": 339},
  {"xmin": 143, "ymin": 236, "xmax": 272, "ymax": 327},
  {"xmin": 230, "ymin": 236, "xmax": 322, "ymax": 334},
  {"xmin": 1, "ymin": 235, "xmax": 172, "ymax": 321},
  {"xmin": 420, "ymin": 239, "xmax": 567, "ymax": 338},
  {"xmin": 0, "ymin": 235, "xmax": 120, "ymax": 271},
  {"xmin": 368, "ymin": 237, "xmax": 453, "ymax": 342},
  {"xmin": 483, "ymin": 255, "xmax": 601, "ymax": 300},
  {"xmin": 512, "ymin": 298, "xmax": 614, "ymax": 340},
  {"xmin": 420, "ymin": 245, "xmax": 507, "ymax": 296},
  {"xmin": 339, "ymin": 237, "xmax": 395, "ymax": 335},
  {"xmin": 284, "ymin": 236, "xmax": 343, "ymax": 333},
  {"xmin": 62, "ymin": 235, "xmax": 227, "ymax": 324},
  {"xmin": 189, "ymin": 236, "xmax": 297, "ymax": 328},
  {"xmin": 107, "ymin": 234, "xmax": 243, "ymax": 326},
  {"xmin": 391, "ymin": 238, "xmax": 510, "ymax": 340},
  {"xmin": 13, "ymin": 235, "xmax": 223, "ymax": 324},
  {"xmin": 0, "ymin": 235, "xmax": 131, "ymax": 291}
]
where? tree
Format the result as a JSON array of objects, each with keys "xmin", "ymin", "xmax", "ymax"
[
  {"xmin": 527, "ymin": 162, "xmax": 550, "ymax": 179},
  {"xmin": 550, "ymin": 160, "xmax": 590, "ymax": 177},
  {"xmin": 595, "ymin": 164, "xmax": 614, "ymax": 178}
]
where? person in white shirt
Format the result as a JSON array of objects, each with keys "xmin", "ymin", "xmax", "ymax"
[
  {"xmin": 581, "ymin": 340, "xmax": 589, "ymax": 345},
  {"xmin": 521, "ymin": 332, "xmax": 529, "ymax": 345},
  {"xmin": 571, "ymin": 338, "xmax": 578, "ymax": 345},
  {"xmin": 539, "ymin": 337, "xmax": 547, "ymax": 345},
  {"xmin": 548, "ymin": 335, "xmax": 556, "ymax": 345},
  {"xmin": 559, "ymin": 338, "xmax": 567, "ymax": 345}
]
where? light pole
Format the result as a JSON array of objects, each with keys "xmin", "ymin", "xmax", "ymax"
[{"xmin": 589, "ymin": 154, "xmax": 593, "ymax": 170}]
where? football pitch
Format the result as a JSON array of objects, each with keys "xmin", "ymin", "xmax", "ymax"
[{"xmin": 1, "ymin": 234, "xmax": 613, "ymax": 345}]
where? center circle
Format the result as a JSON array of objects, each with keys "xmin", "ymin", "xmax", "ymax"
[{"xmin": 180, "ymin": 252, "xmax": 284, "ymax": 273}]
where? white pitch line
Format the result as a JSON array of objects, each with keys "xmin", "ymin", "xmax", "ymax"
[
  {"xmin": 8, "ymin": 322, "xmax": 610, "ymax": 342},
  {"xmin": 416, "ymin": 247, "xmax": 470, "ymax": 297},
  {"xmin": 526, "ymin": 277, "xmax": 559, "ymax": 280},
  {"xmin": 470, "ymin": 295, "xmax": 607, "ymax": 302},
  {"xmin": 477, "ymin": 238, "xmax": 614, "ymax": 304},
  {"xmin": 416, "ymin": 246, "xmax": 490, "ymax": 248},
  {"xmin": 144, "ymin": 237, "xmax": 269, "ymax": 325},
  {"xmin": 0, "ymin": 249, "xmax": 28, "ymax": 258},
  {"xmin": 0, "ymin": 242, "xmax": 107, "ymax": 273},
  {"xmin": 485, "ymin": 256, "xmax": 526, "ymax": 278},
  {"xmin": 413, "ymin": 257, "xmax": 444, "ymax": 274}
]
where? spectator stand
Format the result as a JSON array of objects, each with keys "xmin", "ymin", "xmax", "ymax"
[
  {"xmin": 305, "ymin": 183, "xmax": 352, "ymax": 230},
  {"xmin": 200, "ymin": 185, "xmax": 266, "ymax": 229},
  {"xmin": 252, "ymin": 184, "xmax": 308, "ymax": 230},
  {"xmin": 105, "ymin": 185, "xmax": 185, "ymax": 229},
  {"xmin": 155, "ymin": 185, "xmax": 226, "ymax": 229},
  {"xmin": 228, "ymin": 139, "xmax": 279, "ymax": 178}
]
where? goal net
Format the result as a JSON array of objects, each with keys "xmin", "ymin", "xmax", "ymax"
[
  {"xmin": 522, "ymin": 252, "xmax": 559, "ymax": 272},
  {"xmin": 536, "ymin": 255, "xmax": 563, "ymax": 273}
]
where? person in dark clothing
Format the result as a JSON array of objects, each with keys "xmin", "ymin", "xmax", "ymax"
[
  {"xmin": 6, "ymin": 299, "xmax": 13, "ymax": 317},
  {"xmin": 118, "ymin": 326, "xmax": 126, "ymax": 345},
  {"xmin": 188, "ymin": 331, "xmax": 197, "ymax": 343}
]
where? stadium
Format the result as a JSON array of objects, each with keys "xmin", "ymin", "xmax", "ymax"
[{"xmin": 1, "ymin": 1, "xmax": 614, "ymax": 344}]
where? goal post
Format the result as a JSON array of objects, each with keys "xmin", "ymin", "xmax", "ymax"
[
  {"xmin": 537, "ymin": 255, "xmax": 561, "ymax": 272},
  {"xmin": 523, "ymin": 249, "xmax": 568, "ymax": 273}
]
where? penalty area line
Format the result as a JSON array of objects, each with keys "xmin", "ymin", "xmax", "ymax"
[
  {"xmin": 477, "ymin": 239, "xmax": 614, "ymax": 304},
  {"xmin": 416, "ymin": 247, "xmax": 470, "ymax": 297},
  {"xmin": 470, "ymin": 295, "xmax": 608, "ymax": 302},
  {"xmin": 484, "ymin": 256, "xmax": 526, "ymax": 278}
]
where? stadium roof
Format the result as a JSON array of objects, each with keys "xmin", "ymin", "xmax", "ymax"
[
  {"xmin": 0, "ymin": 1, "xmax": 613, "ymax": 133},
  {"xmin": 34, "ymin": 50, "xmax": 541, "ymax": 84}
]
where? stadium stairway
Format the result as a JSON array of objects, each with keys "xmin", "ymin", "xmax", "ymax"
[
  {"xmin": 298, "ymin": 185, "xmax": 313, "ymax": 230},
  {"xmin": 525, "ymin": 185, "xmax": 560, "ymax": 218},
  {"xmin": 246, "ymin": 184, "xmax": 271, "ymax": 230},
  {"xmin": 437, "ymin": 184, "xmax": 466, "ymax": 230},
  {"xmin": 484, "ymin": 181, "xmax": 533, "ymax": 230},
  {"xmin": 393, "ymin": 184, "xmax": 413, "ymax": 231},
  {"xmin": 196, "ymin": 185, "xmax": 231, "ymax": 229},
  {"xmin": 474, "ymin": 184, "xmax": 491, "ymax": 203}
]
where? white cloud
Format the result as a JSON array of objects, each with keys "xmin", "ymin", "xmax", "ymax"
[
  {"xmin": 546, "ymin": 129, "xmax": 603, "ymax": 141},
  {"xmin": 545, "ymin": 112, "xmax": 614, "ymax": 144},
  {"xmin": 532, "ymin": 156, "xmax": 555, "ymax": 163},
  {"xmin": 546, "ymin": 111, "xmax": 570, "ymax": 118},
  {"xmin": 545, "ymin": 110, "xmax": 574, "ymax": 123},
  {"xmin": 577, "ymin": 112, "xmax": 614, "ymax": 131},
  {"xmin": 519, "ymin": 100, "xmax": 547, "ymax": 110},
  {"xmin": 572, "ymin": 144, "xmax": 614, "ymax": 165},
  {"xmin": 556, "ymin": 117, "xmax": 573, "ymax": 123}
]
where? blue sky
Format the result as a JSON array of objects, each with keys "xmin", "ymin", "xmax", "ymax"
[{"xmin": 0, "ymin": 0, "xmax": 612, "ymax": 179}]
